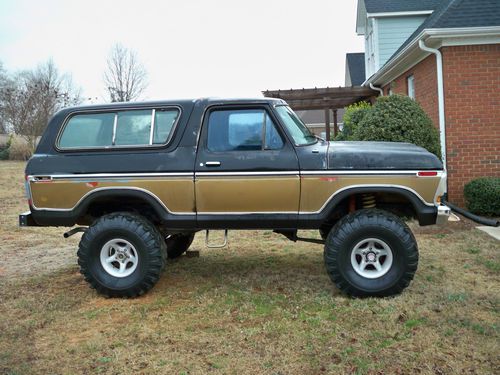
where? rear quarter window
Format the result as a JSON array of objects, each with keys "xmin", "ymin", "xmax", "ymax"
[
  {"xmin": 57, "ymin": 108, "xmax": 180, "ymax": 150},
  {"xmin": 58, "ymin": 113, "xmax": 115, "ymax": 148}
]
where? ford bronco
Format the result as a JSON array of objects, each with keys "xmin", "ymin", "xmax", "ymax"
[{"xmin": 19, "ymin": 98, "xmax": 450, "ymax": 297}]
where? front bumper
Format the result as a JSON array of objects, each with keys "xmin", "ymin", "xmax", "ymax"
[
  {"xmin": 436, "ymin": 205, "xmax": 451, "ymax": 225},
  {"xmin": 19, "ymin": 211, "xmax": 40, "ymax": 227}
]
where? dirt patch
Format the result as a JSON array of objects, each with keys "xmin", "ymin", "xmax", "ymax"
[{"xmin": 0, "ymin": 162, "xmax": 81, "ymax": 279}]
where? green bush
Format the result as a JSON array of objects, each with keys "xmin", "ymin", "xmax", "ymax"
[
  {"xmin": 8, "ymin": 137, "xmax": 32, "ymax": 160},
  {"xmin": 335, "ymin": 101, "xmax": 371, "ymax": 141},
  {"xmin": 464, "ymin": 177, "xmax": 500, "ymax": 216},
  {"xmin": 0, "ymin": 134, "xmax": 13, "ymax": 160},
  {"xmin": 340, "ymin": 95, "xmax": 441, "ymax": 158}
]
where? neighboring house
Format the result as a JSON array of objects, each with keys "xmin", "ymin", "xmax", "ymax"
[
  {"xmin": 296, "ymin": 109, "xmax": 345, "ymax": 138},
  {"xmin": 352, "ymin": 0, "xmax": 500, "ymax": 206},
  {"xmin": 345, "ymin": 52, "xmax": 366, "ymax": 86}
]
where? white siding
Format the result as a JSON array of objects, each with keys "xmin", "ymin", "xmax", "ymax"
[
  {"xmin": 377, "ymin": 15, "xmax": 428, "ymax": 68},
  {"xmin": 345, "ymin": 63, "xmax": 352, "ymax": 86},
  {"xmin": 364, "ymin": 18, "xmax": 376, "ymax": 78}
]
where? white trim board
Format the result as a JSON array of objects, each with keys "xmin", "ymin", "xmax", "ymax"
[{"xmin": 367, "ymin": 10, "xmax": 433, "ymax": 18}]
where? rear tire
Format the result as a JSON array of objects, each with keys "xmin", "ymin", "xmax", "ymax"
[
  {"xmin": 77, "ymin": 212, "xmax": 166, "ymax": 297},
  {"xmin": 324, "ymin": 209, "xmax": 418, "ymax": 297},
  {"xmin": 165, "ymin": 233, "xmax": 195, "ymax": 259},
  {"xmin": 319, "ymin": 224, "xmax": 332, "ymax": 240}
]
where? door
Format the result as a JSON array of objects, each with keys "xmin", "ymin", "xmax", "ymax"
[{"xmin": 195, "ymin": 105, "xmax": 300, "ymax": 228}]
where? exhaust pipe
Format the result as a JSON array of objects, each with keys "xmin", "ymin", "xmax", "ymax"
[
  {"xmin": 443, "ymin": 200, "xmax": 499, "ymax": 227},
  {"xmin": 63, "ymin": 227, "xmax": 87, "ymax": 238}
]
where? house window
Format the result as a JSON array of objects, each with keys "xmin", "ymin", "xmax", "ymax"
[
  {"xmin": 407, "ymin": 75, "xmax": 415, "ymax": 99},
  {"xmin": 365, "ymin": 19, "xmax": 376, "ymax": 76}
]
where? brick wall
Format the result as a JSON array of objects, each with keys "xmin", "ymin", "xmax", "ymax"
[
  {"xmin": 441, "ymin": 44, "xmax": 500, "ymax": 206},
  {"xmin": 383, "ymin": 44, "xmax": 500, "ymax": 206},
  {"xmin": 383, "ymin": 55, "xmax": 439, "ymax": 128}
]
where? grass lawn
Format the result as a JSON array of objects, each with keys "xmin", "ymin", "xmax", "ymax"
[{"xmin": 0, "ymin": 160, "xmax": 498, "ymax": 374}]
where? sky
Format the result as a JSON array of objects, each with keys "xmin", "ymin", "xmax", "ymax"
[{"xmin": 0, "ymin": 0, "xmax": 364, "ymax": 103}]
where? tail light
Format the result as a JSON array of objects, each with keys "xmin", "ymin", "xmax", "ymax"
[{"xmin": 24, "ymin": 175, "xmax": 32, "ymax": 206}]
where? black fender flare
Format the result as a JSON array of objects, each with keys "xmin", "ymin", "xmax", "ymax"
[{"xmin": 72, "ymin": 188, "xmax": 171, "ymax": 220}]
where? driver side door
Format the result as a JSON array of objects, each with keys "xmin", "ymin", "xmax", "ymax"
[{"xmin": 194, "ymin": 104, "xmax": 300, "ymax": 228}]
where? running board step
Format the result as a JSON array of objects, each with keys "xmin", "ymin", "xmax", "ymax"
[{"xmin": 205, "ymin": 230, "xmax": 228, "ymax": 248}]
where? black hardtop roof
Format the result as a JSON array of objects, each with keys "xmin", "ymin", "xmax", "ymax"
[{"xmin": 60, "ymin": 97, "xmax": 287, "ymax": 114}]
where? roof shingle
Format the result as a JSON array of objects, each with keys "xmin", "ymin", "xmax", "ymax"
[
  {"xmin": 387, "ymin": 0, "xmax": 500, "ymax": 64},
  {"xmin": 364, "ymin": 0, "xmax": 442, "ymax": 13},
  {"xmin": 346, "ymin": 53, "xmax": 366, "ymax": 86}
]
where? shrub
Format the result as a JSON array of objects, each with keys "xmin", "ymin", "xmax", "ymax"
[
  {"xmin": 0, "ymin": 134, "xmax": 13, "ymax": 160},
  {"xmin": 353, "ymin": 95, "xmax": 441, "ymax": 158},
  {"xmin": 335, "ymin": 101, "xmax": 371, "ymax": 141},
  {"xmin": 8, "ymin": 137, "xmax": 33, "ymax": 161},
  {"xmin": 464, "ymin": 177, "xmax": 500, "ymax": 216}
]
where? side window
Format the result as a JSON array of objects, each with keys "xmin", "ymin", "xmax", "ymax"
[
  {"xmin": 207, "ymin": 109, "xmax": 284, "ymax": 152},
  {"xmin": 115, "ymin": 110, "xmax": 151, "ymax": 146},
  {"xmin": 58, "ymin": 113, "xmax": 115, "ymax": 148},
  {"xmin": 154, "ymin": 109, "xmax": 178, "ymax": 144},
  {"xmin": 58, "ymin": 108, "xmax": 180, "ymax": 149}
]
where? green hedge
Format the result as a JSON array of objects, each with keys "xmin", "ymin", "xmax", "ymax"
[
  {"xmin": 337, "ymin": 95, "xmax": 441, "ymax": 158},
  {"xmin": 0, "ymin": 134, "xmax": 13, "ymax": 160},
  {"xmin": 464, "ymin": 177, "xmax": 500, "ymax": 216},
  {"xmin": 335, "ymin": 101, "xmax": 370, "ymax": 141}
]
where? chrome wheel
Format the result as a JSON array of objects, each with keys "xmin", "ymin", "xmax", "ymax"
[
  {"xmin": 100, "ymin": 238, "xmax": 139, "ymax": 278},
  {"xmin": 350, "ymin": 238, "xmax": 393, "ymax": 279}
]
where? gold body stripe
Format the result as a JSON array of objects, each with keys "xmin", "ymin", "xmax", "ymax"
[
  {"xmin": 195, "ymin": 176, "xmax": 300, "ymax": 213},
  {"xmin": 30, "ymin": 178, "xmax": 195, "ymax": 213},
  {"xmin": 300, "ymin": 175, "xmax": 440, "ymax": 213},
  {"xmin": 29, "ymin": 172, "xmax": 441, "ymax": 215}
]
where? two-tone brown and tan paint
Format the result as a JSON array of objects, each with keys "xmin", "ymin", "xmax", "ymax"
[
  {"xmin": 29, "ymin": 171, "xmax": 442, "ymax": 215},
  {"xmin": 29, "ymin": 174, "xmax": 195, "ymax": 213},
  {"xmin": 299, "ymin": 172, "xmax": 441, "ymax": 213}
]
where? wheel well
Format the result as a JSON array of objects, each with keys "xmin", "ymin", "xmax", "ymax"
[
  {"xmin": 322, "ymin": 191, "xmax": 418, "ymax": 229},
  {"xmin": 76, "ymin": 195, "xmax": 162, "ymax": 225}
]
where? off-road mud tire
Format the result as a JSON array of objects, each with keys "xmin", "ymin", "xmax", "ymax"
[
  {"xmin": 165, "ymin": 233, "xmax": 195, "ymax": 259},
  {"xmin": 324, "ymin": 209, "xmax": 418, "ymax": 297},
  {"xmin": 77, "ymin": 212, "xmax": 167, "ymax": 297}
]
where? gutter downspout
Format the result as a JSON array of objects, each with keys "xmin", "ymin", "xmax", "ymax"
[
  {"xmin": 369, "ymin": 83, "xmax": 384, "ymax": 96},
  {"xmin": 418, "ymin": 39, "xmax": 447, "ymax": 171}
]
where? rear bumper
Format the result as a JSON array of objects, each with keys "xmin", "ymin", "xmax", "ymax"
[
  {"xmin": 436, "ymin": 205, "xmax": 451, "ymax": 225},
  {"xmin": 19, "ymin": 211, "xmax": 40, "ymax": 227}
]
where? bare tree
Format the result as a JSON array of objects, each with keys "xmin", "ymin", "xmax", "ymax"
[
  {"xmin": 0, "ymin": 62, "xmax": 8, "ymax": 134},
  {"xmin": 0, "ymin": 61, "xmax": 13, "ymax": 134},
  {"xmin": 0, "ymin": 60, "xmax": 82, "ymax": 149},
  {"xmin": 103, "ymin": 44, "xmax": 148, "ymax": 102}
]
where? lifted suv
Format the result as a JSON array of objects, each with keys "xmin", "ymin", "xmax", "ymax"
[{"xmin": 20, "ymin": 98, "xmax": 450, "ymax": 297}]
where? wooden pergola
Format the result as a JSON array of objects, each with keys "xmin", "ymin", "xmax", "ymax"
[{"xmin": 263, "ymin": 86, "xmax": 377, "ymax": 139}]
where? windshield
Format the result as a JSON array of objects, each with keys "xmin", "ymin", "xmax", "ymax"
[{"xmin": 275, "ymin": 105, "xmax": 317, "ymax": 146}]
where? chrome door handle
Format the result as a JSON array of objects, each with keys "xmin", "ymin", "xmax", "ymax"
[{"xmin": 205, "ymin": 161, "xmax": 221, "ymax": 167}]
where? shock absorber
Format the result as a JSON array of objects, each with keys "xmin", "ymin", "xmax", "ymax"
[{"xmin": 362, "ymin": 193, "xmax": 376, "ymax": 209}]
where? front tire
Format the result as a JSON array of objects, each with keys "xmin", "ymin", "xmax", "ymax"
[
  {"xmin": 324, "ymin": 209, "xmax": 418, "ymax": 297},
  {"xmin": 78, "ymin": 212, "xmax": 166, "ymax": 297}
]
